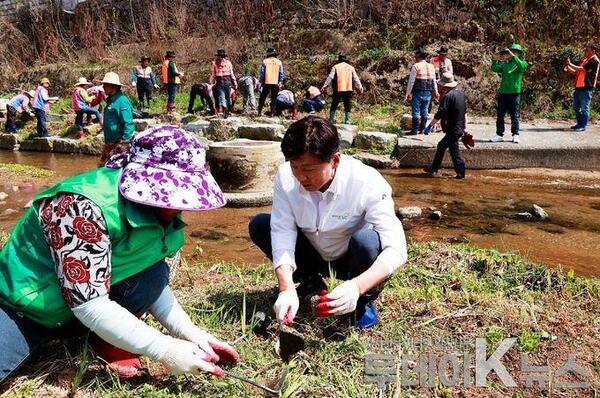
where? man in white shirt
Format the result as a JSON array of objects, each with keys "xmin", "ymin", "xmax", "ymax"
[{"xmin": 249, "ymin": 116, "xmax": 407, "ymax": 329}]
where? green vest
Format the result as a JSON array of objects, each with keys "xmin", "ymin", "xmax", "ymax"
[{"xmin": 0, "ymin": 167, "xmax": 185, "ymax": 328}]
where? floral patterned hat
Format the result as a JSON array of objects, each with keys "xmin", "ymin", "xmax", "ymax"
[{"xmin": 116, "ymin": 125, "xmax": 226, "ymax": 211}]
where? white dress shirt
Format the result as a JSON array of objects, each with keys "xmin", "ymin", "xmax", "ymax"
[{"xmin": 270, "ymin": 155, "xmax": 407, "ymax": 276}]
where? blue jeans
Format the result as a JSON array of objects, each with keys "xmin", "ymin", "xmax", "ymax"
[
  {"xmin": 33, "ymin": 108, "xmax": 49, "ymax": 137},
  {"xmin": 303, "ymin": 99, "xmax": 325, "ymax": 113},
  {"xmin": 248, "ymin": 213, "xmax": 384, "ymax": 308},
  {"xmin": 214, "ymin": 84, "xmax": 232, "ymax": 109},
  {"xmin": 75, "ymin": 106, "xmax": 102, "ymax": 131},
  {"xmin": 166, "ymin": 83, "xmax": 177, "ymax": 109},
  {"xmin": 573, "ymin": 88, "xmax": 594, "ymax": 129},
  {"xmin": 411, "ymin": 89, "xmax": 432, "ymax": 119},
  {"xmin": 0, "ymin": 261, "xmax": 169, "ymax": 385},
  {"xmin": 496, "ymin": 93, "xmax": 521, "ymax": 136}
]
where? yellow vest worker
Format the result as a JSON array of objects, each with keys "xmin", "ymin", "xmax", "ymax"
[
  {"xmin": 258, "ymin": 47, "xmax": 286, "ymax": 116},
  {"xmin": 322, "ymin": 54, "xmax": 364, "ymax": 124}
]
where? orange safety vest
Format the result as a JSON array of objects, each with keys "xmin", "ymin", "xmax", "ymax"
[
  {"xmin": 161, "ymin": 60, "xmax": 169, "ymax": 84},
  {"xmin": 334, "ymin": 62, "xmax": 355, "ymax": 92},
  {"xmin": 263, "ymin": 57, "xmax": 282, "ymax": 85},
  {"xmin": 162, "ymin": 60, "xmax": 181, "ymax": 84},
  {"xmin": 415, "ymin": 61, "xmax": 436, "ymax": 81},
  {"xmin": 575, "ymin": 56, "xmax": 599, "ymax": 89}
]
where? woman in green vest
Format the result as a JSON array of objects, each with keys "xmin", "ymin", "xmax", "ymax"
[{"xmin": 0, "ymin": 126, "xmax": 240, "ymax": 383}]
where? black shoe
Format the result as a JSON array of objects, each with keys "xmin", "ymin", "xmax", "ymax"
[
  {"xmin": 405, "ymin": 131, "xmax": 418, "ymax": 136},
  {"xmin": 455, "ymin": 175, "xmax": 465, "ymax": 179}
]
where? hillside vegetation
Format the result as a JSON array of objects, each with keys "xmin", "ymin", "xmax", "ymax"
[{"xmin": 1, "ymin": 0, "xmax": 599, "ymax": 118}]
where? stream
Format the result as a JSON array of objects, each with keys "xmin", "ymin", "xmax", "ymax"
[{"xmin": 1, "ymin": 151, "xmax": 599, "ymax": 276}]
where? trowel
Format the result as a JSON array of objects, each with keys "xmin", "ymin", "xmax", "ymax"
[
  {"xmin": 224, "ymin": 367, "xmax": 288, "ymax": 397},
  {"xmin": 277, "ymin": 308, "xmax": 305, "ymax": 362}
]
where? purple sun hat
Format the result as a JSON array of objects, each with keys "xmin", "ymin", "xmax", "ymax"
[{"xmin": 117, "ymin": 125, "xmax": 226, "ymax": 211}]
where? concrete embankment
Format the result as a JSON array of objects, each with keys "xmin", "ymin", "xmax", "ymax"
[
  {"xmin": 394, "ymin": 121, "xmax": 600, "ymax": 170},
  {"xmin": 1, "ymin": 116, "xmax": 599, "ymax": 170}
]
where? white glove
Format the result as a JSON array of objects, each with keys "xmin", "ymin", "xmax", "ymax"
[
  {"xmin": 273, "ymin": 288, "xmax": 299, "ymax": 324},
  {"xmin": 183, "ymin": 327, "xmax": 240, "ymax": 365},
  {"xmin": 324, "ymin": 280, "xmax": 360, "ymax": 315},
  {"xmin": 132, "ymin": 82, "xmax": 136, "ymax": 87},
  {"xmin": 149, "ymin": 286, "xmax": 240, "ymax": 366},
  {"xmin": 160, "ymin": 338, "xmax": 224, "ymax": 376}
]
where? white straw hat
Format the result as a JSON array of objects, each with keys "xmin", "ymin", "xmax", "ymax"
[{"xmin": 101, "ymin": 72, "xmax": 123, "ymax": 86}]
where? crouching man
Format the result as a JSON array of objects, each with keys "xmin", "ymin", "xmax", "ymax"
[{"xmin": 249, "ymin": 116, "xmax": 407, "ymax": 329}]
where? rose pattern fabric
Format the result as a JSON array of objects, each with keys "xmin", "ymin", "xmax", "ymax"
[
  {"xmin": 56, "ymin": 194, "xmax": 75, "ymax": 217},
  {"xmin": 39, "ymin": 193, "xmax": 111, "ymax": 307},
  {"xmin": 63, "ymin": 257, "xmax": 91, "ymax": 284},
  {"xmin": 73, "ymin": 216, "xmax": 104, "ymax": 243},
  {"xmin": 109, "ymin": 125, "xmax": 226, "ymax": 211},
  {"xmin": 47, "ymin": 224, "xmax": 64, "ymax": 250},
  {"xmin": 39, "ymin": 193, "xmax": 182, "ymax": 308}
]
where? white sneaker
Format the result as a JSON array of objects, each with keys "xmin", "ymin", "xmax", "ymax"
[
  {"xmin": 512, "ymin": 135, "xmax": 520, "ymax": 144},
  {"xmin": 489, "ymin": 135, "xmax": 504, "ymax": 142}
]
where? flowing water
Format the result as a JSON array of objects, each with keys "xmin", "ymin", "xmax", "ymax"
[{"xmin": 1, "ymin": 151, "xmax": 599, "ymax": 276}]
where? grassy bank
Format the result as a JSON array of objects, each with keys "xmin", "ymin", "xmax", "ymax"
[{"xmin": 1, "ymin": 240, "xmax": 598, "ymax": 397}]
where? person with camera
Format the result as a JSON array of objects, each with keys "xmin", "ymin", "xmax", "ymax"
[
  {"xmin": 564, "ymin": 44, "xmax": 599, "ymax": 132},
  {"xmin": 489, "ymin": 44, "xmax": 528, "ymax": 144}
]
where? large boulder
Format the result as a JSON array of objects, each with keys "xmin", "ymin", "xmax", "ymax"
[
  {"xmin": 80, "ymin": 136, "xmax": 104, "ymax": 156},
  {"xmin": 353, "ymin": 152, "xmax": 395, "ymax": 169},
  {"xmin": 399, "ymin": 114, "xmax": 413, "ymax": 130},
  {"xmin": 205, "ymin": 119, "xmax": 238, "ymax": 141},
  {"xmin": 19, "ymin": 137, "xmax": 55, "ymax": 152},
  {"xmin": 134, "ymin": 119, "xmax": 159, "ymax": 132},
  {"xmin": 84, "ymin": 123, "xmax": 102, "ymax": 136},
  {"xmin": 181, "ymin": 114, "xmax": 199, "ymax": 124},
  {"xmin": 158, "ymin": 112, "xmax": 182, "ymax": 124},
  {"xmin": 237, "ymin": 124, "xmax": 286, "ymax": 141},
  {"xmin": 355, "ymin": 131, "xmax": 397, "ymax": 151},
  {"xmin": 254, "ymin": 116, "xmax": 283, "ymax": 125},
  {"xmin": 336, "ymin": 124, "xmax": 358, "ymax": 149},
  {"xmin": 52, "ymin": 138, "xmax": 82, "ymax": 154},
  {"xmin": 0, "ymin": 134, "xmax": 19, "ymax": 150},
  {"xmin": 183, "ymin": 120, "xmax": 211, "ymax": 135}
]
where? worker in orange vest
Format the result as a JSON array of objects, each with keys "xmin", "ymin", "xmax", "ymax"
[
  {"xmin": 210, "ymin": 49, "xmax": 237, "ymax": 118},
  {"xmin": 404, "ymin": 50, "xmax": 439, "ymax": 135},
  {"xmin": 321, "ymin": 54, "xmax": 364, "ymax": 124},
  {"xmin": 565, "ymin": 44, "xmax": 600, "ymax": 132},
  {"xmin": 257, "ymin": 47, "xmax": 285, "ymax": 116},
  {"xmin": 161, "ymin": 51, "xmax": 184, "ymax": 114}
]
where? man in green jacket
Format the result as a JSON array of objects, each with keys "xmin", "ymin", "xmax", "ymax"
[
  {"xmin": 489, "ymin": 43, "xmax": 528, "ymax": 144},
  {"xmin": 100, "ymin": 72, "xmax": 135, "ymax": 163}
]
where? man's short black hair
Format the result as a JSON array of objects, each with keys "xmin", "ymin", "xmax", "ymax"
[
  {"xmin": 587, "ymin": 43, "xmax": 599, "ymax": 53},
  {"xmin": 281, "ymin": 116, "xmax": 340, "ymax": 161}
]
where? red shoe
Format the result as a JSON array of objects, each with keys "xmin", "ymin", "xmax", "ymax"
[
  {"xmin": 78, "ymin": 130, "xmax": 84, "ymax": 140},
  {"xmin": 91, "ymin": 335, "xmax": 144, "ymax": 378}
]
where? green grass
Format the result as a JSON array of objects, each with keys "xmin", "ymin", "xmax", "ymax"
[
  {"xmin": 1, "ymin": 241, "xmax": 598, "ymax": 397},
  {"xmin": 0, "ymin": 163, "xmax": 53, "ymax": 178}
]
